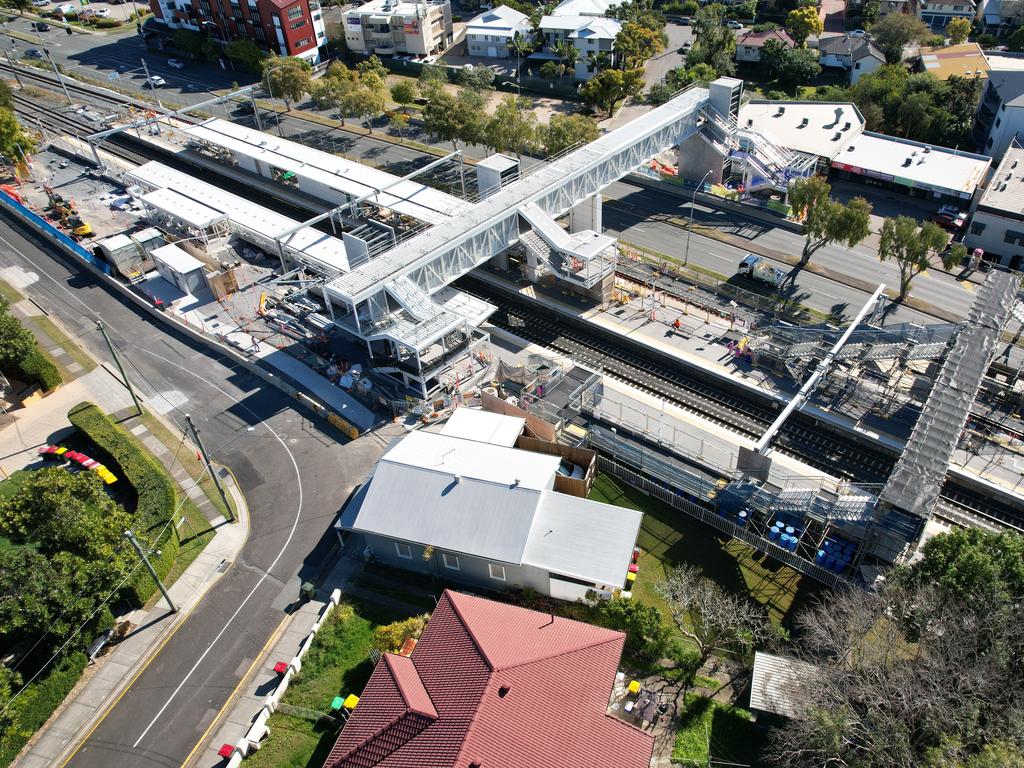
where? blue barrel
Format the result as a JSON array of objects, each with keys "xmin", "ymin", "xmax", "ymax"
[
  {"xmin": 739, "ymin": 510, "xmax": 748, "ymax": 524},
  {"xmin": 788, "ymin": 538, "xmax": 798, "ymax": 552},
  {"xmin": 779, "ymin": 533, "xmax": 790, "ymax": 546},
  {"xmin": 815, "ymin": 549, "xmax": 825, "ymax": 563},
  {"xmin": 769, "ymin": 527, "xmax": 779, "ymax": 541},
  {"xmin": 785, "ymin": 526, "xmax": 795, "ymax": 535},
  {"xmin": 824, "ymin": 555, "xmax": 835, "ymax": 570}
]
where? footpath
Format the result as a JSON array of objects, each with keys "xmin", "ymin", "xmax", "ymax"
[{"xmin": 0, "ymin": 278, "xmax": 251, "ymax": 768}]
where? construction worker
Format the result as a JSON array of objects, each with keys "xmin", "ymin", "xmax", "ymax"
[{"xmin": 673, "ymin": 317, "xmax": 681, "ymax": 333}]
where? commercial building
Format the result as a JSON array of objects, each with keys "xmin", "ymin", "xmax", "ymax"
[
  {"xmin": 972, "ymin": 69, "xmax": 1024, "ymax": 160},
  {"xmin": 322, "ymin": 589, "xmax": 654, "ymax": 768},
  {"xmin": 338, "ymin": 410, "xmax": 642, "ymax": 601},
  {"xmin": 149, "ymin": 0, "xmax": 327, "ymax": 63},
  {"xmin": 817, "ymin": 34, "xmax": 885, "ymax": 84},
  {"xmin": 914, "ymin": 42, "xmax": 990, "ymax": 80},
  {"xmin": 965, "ymin": 145, "xmax": 1024, "ymax": 268},
  {"xmin": 465, "ymin": 5, "xmax": 529, "ymax": 58},
  {"xmin": 737, "ymin": 100, "xmax": 865, "ymax": 171},
  {"xmin": 341, "ymin": 0, "xmax": 453, "ymax": 57},
  {"xmin": 735, "ymin": 29, "xmax": 795, "ymax": 64}
]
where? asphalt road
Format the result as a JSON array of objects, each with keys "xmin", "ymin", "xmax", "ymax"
[{"xmin": 0, "ymin": 214, "xmax": 387, "ymax": 768}]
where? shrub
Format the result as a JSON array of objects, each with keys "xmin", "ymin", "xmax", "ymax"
[
  {"xmin": 67, "ymin": 402, "xmax": 179, "ymax": 604},
  {"xmin": 371, "ymin": 615, "xmax": 429, "ymax": 653},
  {"xmin": 93, "ymin": 17, "xmax": 122, "ymax": 27},
  {"xmin": 16, "ymin": 349, "xmax": 61, "ymax": 391}
]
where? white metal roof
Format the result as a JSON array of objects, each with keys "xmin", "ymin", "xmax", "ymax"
[
  {"xmin": 184, "ymin": 119, "xmax": 469, "ymax": 227},
  {"xmin": 141, "ymin": 187, "xmax": 228, "ymax": 230},
  {"xmin": 96, "ymin": 233, "xmax": 134, "ymax": 252},
  {"xmin": 466, "ymin": 5, "xmax": 529, "ymax": 35},
  {"xmin": 522, "ymin": 491, "xmax": 641, "ymax": 588},
  {"xmin": 749, "ymin": 652, "xmax": 817, "ymax": 718},
  {"xmin": 440, "ymin": 407, "xmax": 525, "ymax": 447},
  {"xmin": 432, "ymin": 285, "xmax": 497, "ymax": 326},
  {"xmin": 738, "ymin": 101, "xmax": 864, "ymax": 160},
  {"xmin": 549, "ymin": 0, "xmax": 615, "ymax": 16},
  {"xmin": 835, "ymin": 132, "xmax": 991, "ymax": 198},
  {"xmin": 568, "ymin": 17, "xmax": 621, "ymax": 39},
  {"xmin": 127, "ymin": 162, "xmax": 351, "ymax": 273},
  {"xmin": 151, "ymin": 243, "xmax": 205, "ymax": 275}
]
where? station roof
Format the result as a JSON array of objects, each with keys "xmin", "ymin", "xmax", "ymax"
[
  {"xmin": 128, "ymin": 162, "xmax": 352, "ymax": 274},
  {"xmin": 917, "ymin": 42, "xmax": 989, "ymax": 80},
  {"xmin": 433, "ymin": 285, "xmax": 498, "ymax": 327},
  {"xmin": 976, "ymin": 145, "xmax": 1024, "ymax": 218},
  {"xmin": 737, "ymin": 101, "xmax": 864, "ymax": 160},
  {"xmin": 141, "ymin": 187, "xmax": 227, "ymax": 230},
  {"xmin": 833, "ymin": 132, "xmax": 991, "ymax": 199},
  {"xmin": 183, "ymin": 119, "xmax": 469, "ymax": 227}
]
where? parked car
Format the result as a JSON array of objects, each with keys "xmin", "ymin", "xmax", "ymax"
[
  {"xmin": 167, "ymin": 58, "xmax": 185, "ymax": 69},
  {"xmin": 89, "ymin": 7, "xmax": 111, "ymax": 16},
  {"xmin": 679, "ymin": 41, "xmax": 692, "ymax": 53},
  {"xmin": 23, "ymin": 48, "xmax": 44, "ymax": 59},
  {"xmin": 234, "ymin": 101, "xmax": 256, "ymax": 115},
  {"xmin": 849, "ymin": 29, "xmax": 867, "ymax": 36},
  {"xmin": 143, "ymin": 75, "xmax": 166, "ymax": 88},
  {"xmin": 676, "ymin": 15, "xmax": 692, "ymax": 24},
  {"xmin": 937, "ymin": 204, "xmax": 964, "ymax": 218},
  {"xmin": 726, "ymin": 19, "xmax": 743, "ymax": 29},
  {"xmin": 931, "ymin": 211, "xmax": 967, "ymax": 230},
  {"xmin": 31, "ymin": 21, "xmax": 50, "ymax": 30},
  {"xmin": 31, "ymin": 0, "xmax": 49, "ymax": 7}
]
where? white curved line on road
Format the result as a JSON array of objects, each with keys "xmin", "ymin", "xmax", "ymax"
[{"xmin": 0, "ymin": 231, "xmax": 306, "ymax": 753}]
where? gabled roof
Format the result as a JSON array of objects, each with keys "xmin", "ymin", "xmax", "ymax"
[
  {"xmin": 466, "ymin": 4, "xmax": 530, "ymax": 33},
  {"xmin": 549, "ymin": 0, "xmax": 615, "ymax": 16},
  {"xmin": 568, "ymin": 16, "xmax": 622, "ymax": 39},
  {"xmin": 987, "ymin": 69, "xmax": 1024, "ymax": 109},
  {"xmin": 737, "ymin": 28, "xmax": 794, "ymax": 48},
  {"xmin": 818, "ymin": 34, "xmax": 884, "ymax": 62},
  {"xmin": 323, "ymin": 590, "xmax": 654, "ymax": 768}
]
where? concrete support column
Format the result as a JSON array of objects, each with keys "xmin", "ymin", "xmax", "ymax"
[{"xmin": 570, "ymin": 193, "xmax": 602, "ymax": 233}]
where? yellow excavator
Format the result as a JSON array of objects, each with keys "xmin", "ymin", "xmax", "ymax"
[{"xmin": 44, "ymin": 187, "xmax": 92, "ymax": 239}]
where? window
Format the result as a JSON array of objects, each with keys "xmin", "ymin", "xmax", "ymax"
[
  {"xmin": 855, "ymin": 62, "xmax": 861, "ymax": 69},
  {"xmin": 442, "ymin": 553, "xmax": 460, "ymax": 571},
  {"xmin": 254, "ymin": 24, "xmax": 265, "ymax": 38},
  {"xmin": 286, "ymin": 4, "xmax": 303, "ymax": 18},
  {"xmin": 996, "ymin": 117, "xmax": 1002, "ymax": 128},
  {"xmin": 395, "ymin": 542, "xmax": 413, "ymax": 559},
  {"xmin": 290, "ymin": 18, "xmax": 306, "ymax": 28},
  {"xmin": 1004, "ymin": 230, "xmax": 1024, "ymax": 246},
  {"xmin": 294, "ymin": 36, "xmax": 311, "ymax": 45},
  {"xmin": 970, "ymin": 221, "xmax": 986, "ymax": 235},
  {"xmin": 488, "ymin": 563, "xmax": 506, "ymax": 581}
]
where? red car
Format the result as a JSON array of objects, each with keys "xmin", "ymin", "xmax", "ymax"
[{"xmin": 931, "ymin": 212, "xmax": 967, "ymax": 230}]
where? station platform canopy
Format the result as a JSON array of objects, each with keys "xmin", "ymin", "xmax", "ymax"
[
  {"xmin": 127, "ymin": 161, "xmax": 352, "ymax": 274},
  {"xmin": 140, "ymin": 187, "xmax": 228, "ymax": 230},
  {"xmin": 183, "ymin": 119, "xmax": 470, "ymax": 227}
]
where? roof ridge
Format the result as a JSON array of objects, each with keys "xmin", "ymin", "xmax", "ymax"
[
  {"xmin": 442, "ymin": 590, "xmax": 496, "ymax": 671},
  {"xmin": 382, "ymin": 653, "xmax": 438, "ymax": 720},
  {"xmin": 492, "ymin": 633, "xmax": 625, "ymax": 672}
]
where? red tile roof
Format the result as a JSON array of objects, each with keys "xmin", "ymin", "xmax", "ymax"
[
  {"xmin": 737, "ymin": 28, "xmax": 795, "ymax": 48},
  {"xmin": 323, "ymin": 590, "xmax": 653, "ymax": 768}
]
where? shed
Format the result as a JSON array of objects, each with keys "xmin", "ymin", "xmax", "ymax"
[
  {"xmin": 440, "ymin": 407, "xmax": 525, "ymax": 447},
  {"xmin": 151, "ymin": 243, "xmax": 207, "ymax": 296},
  {"xmin": 749, "ymin": 651, "xmax": 818, "ymax": 718}
]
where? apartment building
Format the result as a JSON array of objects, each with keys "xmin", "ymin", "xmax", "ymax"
[
  {"xmin": 341, "ymin": 0, "xmax": 452, "ymax": 57},
  {"xmin": 973, "ymin": 69, "xmax": 1024, "ymax": 159},
  {"xmin": 150, "ymin": 0, "xmax": 326, "ymax": 63}
]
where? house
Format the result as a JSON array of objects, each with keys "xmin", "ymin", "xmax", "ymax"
[
  {"xmin": 465, "ymin": 5, "xmax": 530, "ymax": 58},
  {"xmin": 735, "ymin": 29, "xmax": 795, "ymax": 64},
  {"xmin": 981, "ymin": 0, "xmax": 1024, "ymax": 32},
  {"xmin": 918, "ymin": 0, "xmax": 979, "ymax": 30},
  {"xmin": 817, "ymin": 34, "xmax": 885, "ymax": 83},
  {"xmin": 537, "ymin": 14, "xmax": 622, "ymax": 79},
  {"xmin": 341, "ymin": 0, "xmax": 453, "ymax": 57},
  {"xmin": 972, "ymin": 69, "xmax": 1024, "ymax": 159},
  {"xmin": 915, "ymin": 42, "xmax": 990, "ymax": 80},
  {"xmin": 337, "ymin": 413, "xmax": 642, "ymax": 600},
  {"xmin": 965, "ymin": 145, "xmax": 1024, "ymax": 269},
  {"xmin": 878, "ymin": 0, "xmax": 911, "ymax": 18},
  {"xmin": 322, "ymin": 589, "xmax": 655, "ymax": 768}
]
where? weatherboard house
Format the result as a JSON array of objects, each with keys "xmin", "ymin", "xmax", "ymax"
[
  {"xmin": 337, "ymin": 410, "xmax": 642, "ymax": 600},
  {"xmin": 322, "ymin": 589, "xmax": 655, "ymax": 768}
]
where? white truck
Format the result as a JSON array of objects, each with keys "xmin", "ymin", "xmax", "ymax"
[{"xmin": 737, "ymin": 253, "xmax": 786, "ymax": 288}]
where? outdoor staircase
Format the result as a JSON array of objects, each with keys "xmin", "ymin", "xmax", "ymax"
[
  {"xmin": 1012, "ymin": 300, "xmax": 1024, "ymax": 325},
  {"xmin": 386, "ymin": 276, "xmax": 441, "ymax": 323}
]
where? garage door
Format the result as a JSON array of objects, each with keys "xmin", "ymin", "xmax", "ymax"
[{"xmin": 487, "ymin": 46, "xmax": 497, "ymax": 57}]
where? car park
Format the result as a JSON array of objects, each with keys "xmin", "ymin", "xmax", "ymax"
[
  {"xmin": 144, "ymin": 75, "xmax": 166, "ymax": 88},
  {"xmin": 167, "ymin": 58, "xmax": 185, "ymax": 69}
]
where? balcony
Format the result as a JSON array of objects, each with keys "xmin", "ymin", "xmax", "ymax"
[{"xmin": 308, "ymin": 1, "xmax": 320, "ymax": 9}]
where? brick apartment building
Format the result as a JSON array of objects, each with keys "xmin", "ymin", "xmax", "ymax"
[{"xmin": 149, "ymin": 0, "xmax": 327, "ymax": 64}]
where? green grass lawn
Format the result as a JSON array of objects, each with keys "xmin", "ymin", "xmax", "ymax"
[
  {"xmin": 672, "ymin": 694, "xmax": 766, "ymax": 767},
  {"xmin": 589, "ymin": 474, "xmax": 822, "ymax": 629}
]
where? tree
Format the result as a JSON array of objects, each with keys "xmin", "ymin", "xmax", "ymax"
[
  {"xmin": 345, "ymin": 81, "xmax": 386, "ymax": 132},
  {"xmin": 777, "ymin": 47, "xmax": 821, "ymax": 86},
  {"xmin": 0, "ymin": 80, "xmax": 11, "ymax": 111},
  {"xmin": 878, "ymin": 215, "xmax": 955, "ymax": 299},
  {"xmin": 310, "ymin": 75, "xmax": 354, "ymax": 123},
  {"xmin": 863, "ymin": 0, "xmax": 880, "ymax": 24},
  {"xmin": 539, "ymin": 113, "xmax": 600, "ymax": 156},
  {"xmin": 457, "ymin": 65, "xmax": 495, "ymax": 91},
  {"xmin": 686, "ymin": 3, "xmax": 736, "ymax": 75},
  {"xmin": 371, "ymin": 615, "xmax": 428, "ymax": 652},
  {"xmin": 356, "ymin": 54, "xmax": 387, "ymax": 82},
  {"xmin": 390, "ymin": 80, "xmax": 417, "ymax": 114},
  {"xmin": 417, "ymin": 63, "xmax": 449, "ymax": 99},
  {"xmin": 945, "ymin": 16, "xmax": 971, "ymax": 44},
  {"xmin": 553, "ymin": 39, "xmax": 580, "ymax": 78},
  {"xmin": 788, "ymin": 177, "xmax": 872, "ymax": 264},
  {"xmin": 388, "ymin": 111, "xmax": 410, "ymax": 140},
  {"xmin": 665, "ymin": 62, "xmax": 717, "ymax": 90},
  {"xmin": 0, "ymin": 0, "xmax": 33, "ymax": 15},
  {"xmin": 261, "ymin": 56, "xmax": 311, "ymax": 110},
  {"xmin": 786, "ymin": 6, "xmax": 823, "ymax": 46},
  {"xmin": 647, "ymin": 82, "xmax": 674, "ymax": 105},
  {"xmin": 540, "ymin": 59, "xmax": 561, "ymax": 84},
  {"xmin": 422, "ymin": 89, "xmax": 486, "ymax": 150},
  {"xmin": 485, "ymin": 95, "xmax": 536, "ymax": 157},
  {"xmin": 1011, "ymin": 26, "xmax": 1024, "ymax": 52},
  {"xmin": 172, "ymin": 29, "xmax": 217, "ymax": 62},
  {"xmin": 589, "ymin": 597, "xmax": 671, "ymax": 664},
  {"xmin": 760, "ymin": 37, "xmax": 789, "ymax": 78},
  {"xmin": 656, "ymin": 564, "xmax": 774, "ymax": 666},
  {"xmin": 870, "ymin": 14, "xmax": 931, "ymax": 62},
  {"xmin": 225, "ymin": 38, "xmax": 266, "ymax": 71},
  {"xmin": 580, "ymin": 67, "xmax": 644, "ymax": 116},
  {"xmin": 0, "ymin": 297, "xmax": 36, "ymax": 366},
  {"xmin": 614, "ymin": 21, "xmax": 667, "ymax": 69}
]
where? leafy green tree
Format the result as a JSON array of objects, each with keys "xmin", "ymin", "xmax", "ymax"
[
  {"xmin": 760, "ymin": 37, "xmax": 789, "ymax": 78},
  {"xmin": 665, "ymin": 62, "xmax": 717, "ymax": 90},
  {"xmin": 356, "ymin": 54, "xmax": 388, "ymax": 82},
  {"xmin": 225, "ymin": 39, "xmax": 266, "ymax": 71},
  {"xmin": 862, "ymin": 0, "xmax": 880, "ymax": 24},
  {"xmin": 261, "ymin": 56, "xmax": 311, "ymax": 110},
  {"xmin": 388, "ymin": 111, "xmax": 410, "ymax": 139},
  {"xmin": 1010, "ymin": 26, "xmax": 1024, "ymax": 52},
  {"xmin": 878, "ymin": 215, "xmax": 954, "ymax": 299},
  {"xmin": 485, "ymin": 95, "xmax": 536, "ymax": 157},
  {"xmin": 686, "ymin": 3, "xmax": 736, "ymax": 76},
  {"xmin": 540, "ymin": 59, "xmax": 561, "ymax": 84},
  {"xmin": 777, "ymin": 47, "xmax": 821, "ymax": 86},
  {"xmin": 553, "ymin": 39, "xmax": 580, "ymax": 78},
  {"xmin": 345, "ymin": 82, "xmax": 386, "ymax": 132},
  {"xmin": 0, "ymin": 0, "xmax": 33, "ymax": 15},
  {"xmin": 0, "ymin": 296, "xmax": 36, "ymax": 366},
  {"xmin": 580, "ymin": 67, "xmax": 644, "ymax": 116},
  {"xmin": 172, "ymin": 29, "xmax": 217, "ymax": 62},
  {"xmin": 589, "ymin": 597, "xmax": 671, "ymax": 664},
  {"xmin": 647, "ymin": 82, "xmax": 674, "ymax": 105},
  {"xmin": 311, "ymin": 72, "xmax": 355, "ymax": 123},
  {"xmin": 870, "ymin": 14, "xmax": 931, "ymax": 62},
  {"xmin": 457, "ymin": 65, "xmax": 495, "ymax": 91},
  {"xmin": 945, "ymin": 17, "xmax": 971, "ymax": 44},
  {"xmin": 786, "ymin": 5, "xmax": 823, "ymax": 46},
  {"xmin": 614, "ymin": 21, "xmax": 667, "ymax": 68},
  {"xmin": 789, "ymin": 176, "xmax": 873, "ymax": 264},
  {"xmin": 417, "ymin": 63, "xmax": 449, "ymax": 99},
  {"xmin": 539, "ymin": 113, "xmax": 599, "ymax": 155},
  {"xmin": 0, "ymin": 80, "xmax": 11, "ymax": 111},
  {"xmin": 681, "ymin": 0, "xmax": 698, "ymax": 14},
  {"xmin": 390, "ymin": 80, "xmax": 418, "ymax": 113},
  {"xmin": 423, "ymin": 88, "xmax": 486, "ymax": 149}
]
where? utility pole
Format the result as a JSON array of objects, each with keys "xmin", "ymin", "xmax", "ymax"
[
  {"xmin": 44, "ymin": 48, "xmax": 71, "ymax": 105},
  {"xmin": 249, "ymin": 88, "xmax": 263, "ymax": 131},
  {"xmin": 140, "ymin": 58, "xmax": 163, "ymax": 110},
  {"xmin": 185, "ymin": 413, "xmax": 232, "ymax": 522},
  {"xmin": 124, "ymin": 530, "xmax": 176, "ymax": 612},
  {"xmin": 97, "ymin": 320, "xmax": 142, "ymax": 416},
  {"xmin": 3, "ymin": 48, "xmax": 21, "ymax": 89}
]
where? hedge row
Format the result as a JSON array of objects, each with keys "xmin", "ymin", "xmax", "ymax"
[
  {"xmin": 0, "ymin": 652, "xmax": 87, "ymax": 767},
  {"xmin": 16, "ymin": 349, "xmax": 62, "ymax": 392},
  {"xmin": 67, "ymin": 402, "xmax": 179, "ymax": 604}
]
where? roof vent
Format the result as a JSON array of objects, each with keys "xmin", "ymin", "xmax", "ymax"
[
  {"xmin": 498, "ymin": 686, "xmax": 511, "ymax": 698},
  {"xmin": 1008, "ymin": 172, "xmax": 1014, "ymax": 180},
  {"xmin": 843, "ymin": 121, "xmax": 851, "ymax": 131},
  {"xmin": 923, "ymin": 146, "xmax": 930, "ymax": 153},
  {"xmin": 746, "ymin": 118, "xmax": 753, "ymax": 128},
  {"xmin": 776, "ymin": 106, "xmax": 786, "ymax": 116},
  {"xmin": 832, "ymin": 132, "xmax": 842, "ymax": 141},
  {"xmin": 902, "ymin": 157, "xmax": 913, "ymax": 167},
  {"xmin": 847, "ymin": 145, "xmax": 855, "ymax": 152},
  {"xmin": 453, "ymin": 474, "xmax": 461, "ymax": 484},
  {"xmin": 512, "ymin": 477, "xmax": 520, "ymax": 487},
  {"xmin": 799, "ymin": 117, "xmax": 809, "ymax": 128},
  {"xmin": 1013, "ymin": 159, "xmax": 1020, "ymax": 169},
  {"xmin": 1002, "ymin": 182, "xmax": 1009, "ymax": 191}
]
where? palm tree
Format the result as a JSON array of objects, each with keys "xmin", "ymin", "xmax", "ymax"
[
  {"xmin": 553, "ymin": 39, "xmax": 579, "ymax": 80},
  {"xmin": 509, "ymin": 33, "xmax": 532, "ymax": 93},
  {"xmin": 586, "ymin": 49, "xmax": 610, "ymax": 74}
]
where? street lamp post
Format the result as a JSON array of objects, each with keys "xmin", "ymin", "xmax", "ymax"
[
  {"xmin": 263, "ymin": 65, "xmax": 286, "ymax": 138},
  {"xmin": 684, "ymin": 169, "xmax": 713, "ymax": 267}
]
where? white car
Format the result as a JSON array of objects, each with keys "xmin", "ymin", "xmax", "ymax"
[
  {"xmin": 167, "ymin": 58, "xmax": 185, "ymax": 69},
  {"xmin": 32, "ymin": 0, "xmax": 50, "ymax": 7},
  {"xmin": 849, "ymin": 29, "xmax": 868, "ymax": 37},
  {"xmin": 144, "ymin": 75, "xmax": 166, "ymax": 88},
  {"xmin": 91, "ymin": 7, "xmax": 111, "ymax": 16}
]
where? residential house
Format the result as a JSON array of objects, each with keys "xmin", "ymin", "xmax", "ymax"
[
  {"xmin": 982, "ymin": 0, "xmax": 1024, "ymax": 33},
  {"xmin": 321, "ymin": 589, "xmax": 655, "ymax": 768},
  {"xmin": 341, "ymin": 0, "xmax": 453, "ymax": 57},
  {"xmin": 735, "ymin": 28, "xmax": 795, "ymax": 64},
  {"xmin": 965, "ymin": 145, "xmax": 1024, "ymax": 268},
  {"xmin": 915, "ymin": 42, "xmax": 990, "ymax": 79},
  {"xmin": 919, "ymin": 0, "xmax": 979, "ymax": 30},
  {"xmin": 818, "ymin": 34, "xmax": 885, "ymax": 84},
  {"xmin": 465, "ymin": 5, "xmax": 530, "ymax": 58},
  {"xmin": 878, "ymin": 0, "xmax": 911, "ymax": 17},
  {"xmin": 337, "ymin": 413, "xmax": 642, "ymax": 600},
  {"xmin": 973, "ymin": 69, "xmax": 1024, "ymax": 159},
  {"xmin": 538, "ymin": 14, "xmax": 622, "ymax": 78},
  {"xmin": 150, "ymin": 0, "xmax": 326, "ymax": 63}
]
